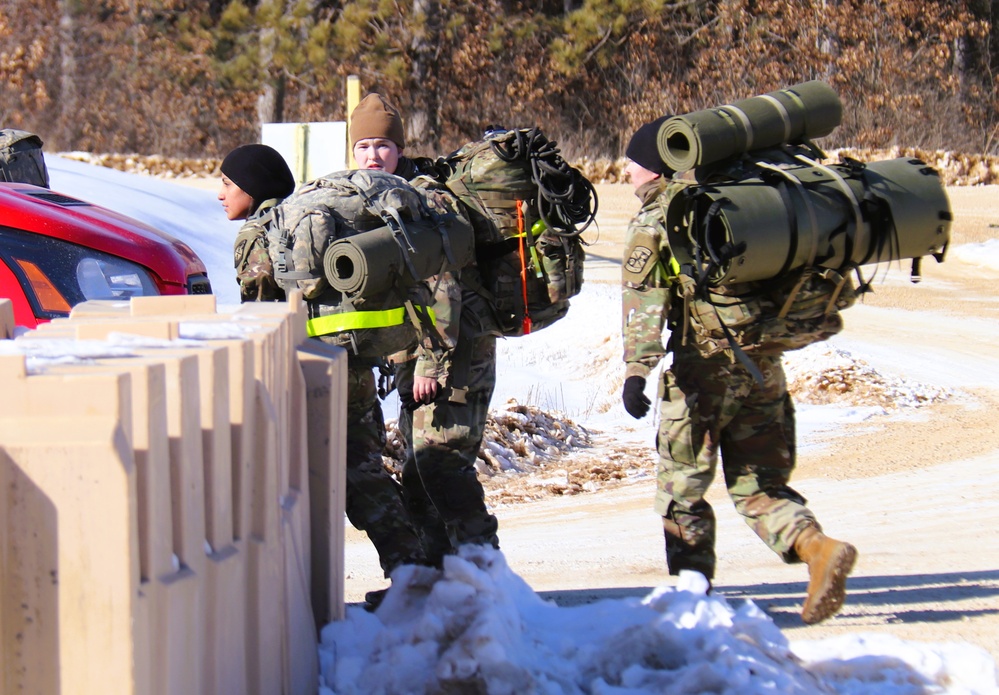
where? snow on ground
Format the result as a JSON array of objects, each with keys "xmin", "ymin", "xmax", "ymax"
[
  {"xmin": 40, "ymin": 156, "xmax": 999, "ymax": 694},
  {"xmin": 951, "ymin": 238, "xmax": 999, "ymax": 272}
]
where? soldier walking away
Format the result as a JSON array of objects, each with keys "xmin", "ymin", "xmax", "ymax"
[
  {"xmin": 619, "ymin": 118, "xmax": 858, "ymax": 625},
  {"xmin": 223, "ymin": 141, "xmax": 430, "ymax": 612},
  {"xmin": 350, "ymin": 94, "xmax": 501, "ymax": 604}
]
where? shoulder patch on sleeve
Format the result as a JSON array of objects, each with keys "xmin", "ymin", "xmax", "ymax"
[
  {"xmin": 234, "ymin": 239, "xmax": 247, "ymax": 269},
  {"xmin": 625, "ymin": 246, "xmax": 655, "ymax": 275}
]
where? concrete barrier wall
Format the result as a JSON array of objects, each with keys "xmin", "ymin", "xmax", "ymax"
[{"xmin": 0, "ymin": 293, "xmax": 347, "ymax": 695}]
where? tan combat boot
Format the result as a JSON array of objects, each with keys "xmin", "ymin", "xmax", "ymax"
[{"xmin": 794, "ymin": 526, "xmax": 858, "ymax": 625}]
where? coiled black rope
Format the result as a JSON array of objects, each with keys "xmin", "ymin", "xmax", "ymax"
[{"xmin": 490, "ymin": 127, "xmax": 598, "ymax": 238}]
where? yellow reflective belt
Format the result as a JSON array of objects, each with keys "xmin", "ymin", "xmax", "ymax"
[{"xmin": 306, "ymin": 306, "xmax": 436, "ymax": 337}]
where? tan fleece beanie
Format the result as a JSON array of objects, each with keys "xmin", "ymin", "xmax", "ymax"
[{"xmin": 349, "ymin": 93, "xmax": 406, "ymax": 149}]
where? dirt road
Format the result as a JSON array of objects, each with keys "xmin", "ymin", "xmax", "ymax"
[{"xmin": 346, "ymin": 183, "xmax": 999, "ymax": 662}]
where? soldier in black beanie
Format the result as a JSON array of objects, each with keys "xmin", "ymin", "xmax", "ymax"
[
  {"xmin": 625, "ymin": 115, "xmax": 674, "ymax": 179},
  {"xmin": 620, "ymin": 113, "xmax": 858, "ymax": 623},
  {"xmin": 221, "ymin": 143, "xmax": 296, "ymax": 302},
  {"xmin": 219, "ymin": 144, "xmax": 295, "ymax": 220}
]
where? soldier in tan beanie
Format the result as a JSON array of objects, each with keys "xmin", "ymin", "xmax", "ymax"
[
  {"xmin": 346, "ymin": 94, "xmax": 501, "ymax": 612},
  {"xmin": 349, "ymin": 93, "xmax": 410, "ymax": 176},
  {"xmin": 343, "ymin": 93, "xmax": 433, "ymax": 613}
]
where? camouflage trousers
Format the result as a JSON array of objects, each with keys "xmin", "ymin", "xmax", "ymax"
[
  {"xmin": 654, "ymin": 349, "xmax": 817, "ymax": 580},
  {"xmin": 396, "ymin": 334, "xmax": 500, "ymax": 567},
  {"xmin": 345, "ymin": 360, "xmax": 426, "ymax": 576}
]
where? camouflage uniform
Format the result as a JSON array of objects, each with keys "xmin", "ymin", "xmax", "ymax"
[
  {"xmin": 233, "ymin": 199, "xmax": 285, "ymax": 303},
  {"xmin": 392, "ymin": 158, "xmax": 501, "ymax": 566},
  {"xmin": 344, "ymin": 358, "xmax": 427, "ymax": 575},
  {"xmin": 395, "ymin": 268, "xmax": 501, "ymax": 566},
  {"xmin": 233, "ymin": 192, "xmax": 426, "ymax": 577},
  {"xmin": 622, "ymin": 178, "xmax": 816, "ymax": 581}
]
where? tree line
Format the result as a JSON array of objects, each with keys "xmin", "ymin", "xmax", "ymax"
[{"xmin": 1, "ymin": 0, "xmax": 996, "ymax": 162}]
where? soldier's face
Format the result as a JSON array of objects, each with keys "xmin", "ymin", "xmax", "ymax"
[
  {"xmin": 218, "ymin": 176, "xmax": 255, "ymax": 221},
  {"xmin": 353, "ymin": 138, "xmax": 401, "ymax": 174},
  {"xmin": 625, "ymin": 160, "xmax": 660, "ymax": 190}
]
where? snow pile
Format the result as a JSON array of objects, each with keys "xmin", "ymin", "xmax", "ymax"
[
  {"xmin": 384, "ymin": 401, "xmax": 610, "ymax": 503},
  {"xmin": 784, "ymin": 345, "xmax": 952, "ymax": 410},
  {"xmin": 318, "ymin": 546, "xmax": 998, "ymax": 695}
]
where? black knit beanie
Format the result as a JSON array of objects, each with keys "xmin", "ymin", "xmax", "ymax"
[
  {"xmin": 626, "ymin": 116, "xmax": 674, "ymax": 176},
  {"xmin": 220, "ymin": 144, "xmax": 296, "ymax": 203}
]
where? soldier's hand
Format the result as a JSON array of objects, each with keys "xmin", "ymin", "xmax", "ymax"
[
  {"xmin": 396, "ymin": 380, "xmax": 420, "ymax": 411},
  {"xmin": 412, "ymin": 376, "xmax": 439, "ymax": 404},
  {"xmin": 622, "ymin": 376, "xmax": 651, "ymax": 419}
]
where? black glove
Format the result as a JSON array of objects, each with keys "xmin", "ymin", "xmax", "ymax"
[{"xmin": 622, "ymin": 376, "xmax": 651, "ymax": 419}]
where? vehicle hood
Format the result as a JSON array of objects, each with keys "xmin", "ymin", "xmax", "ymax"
[{"xmin": 0, "ymin": 182, "xmax": 207, "ymax": 288}]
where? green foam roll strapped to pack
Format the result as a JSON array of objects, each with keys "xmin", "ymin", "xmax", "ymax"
[
  {"xmin": 656, "ymin": 80, "xmax": 842, "ymax": 173},
  {"xmin": 664, "ymin": 152, "xmax": 952, "ymax": 287},
  {"xmin": 322, "ymin": 205, "xmax": 476, "ymax": 300}
]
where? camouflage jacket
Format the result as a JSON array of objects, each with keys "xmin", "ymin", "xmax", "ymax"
[
  {"xmin": 621, "ymin": 178, "xmax": 687, "ymax": 380},
  {"xmin": 408, "ymin": 266, "xmax": 499, "ymax": 382},
  {"xmin": 345, "ymin": 157, "xmax": 496, "ymax": 384},
  {"xmin": 405, "ymin": 172, "xmax": 501, "ymax": 384},
  {"xmin": 233, "ymin": 198, "xmax": 285, "ymax": 303}
]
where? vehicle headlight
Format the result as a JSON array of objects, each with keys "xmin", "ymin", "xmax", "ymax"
[
  {"xmin": 76, "ymin": 257, "xmax": 154, "ymax": 300},
  {"xmin": 0, "ymin": 227, "xmax": 160, "ymax": 318}
]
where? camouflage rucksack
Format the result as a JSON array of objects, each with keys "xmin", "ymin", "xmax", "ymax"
[
  {"xmin": 423, "ymin": 127, "xmax": 597, "ymax": 336},
  {"xmin": 674, "ymin": 266, "xmax": 858, "ymax": 358},
  {"xmin": 266, "ymin": 169, "xmax": 475, "ymax": 358},
  {"xmin": 662, "ymin": 145, "xmax": 864, "ymax": 366},
  {"xmin": 0, "ymin": 129, "xmax": 50, "ymax": 188}
]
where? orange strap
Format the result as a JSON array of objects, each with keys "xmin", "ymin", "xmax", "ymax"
[{"xmin": 516, "ymin": 200, "xmax": 532, "ymax": 334}]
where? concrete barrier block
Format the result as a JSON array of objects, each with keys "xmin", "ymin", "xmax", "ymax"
[
  {"xmin": 297, "ymin": 340, "xmax": 349, "ymax": 626},
  {"xmin": 280, "ymin": 347, "xmax": 319, "ymax": 695},
  {"xmin": 5, "ymin": 357, "xmax": 174, "ymax": 695},
  {"xmin": 191, "ymin": 345, "xmax": 233, "ymax": 551},
  {"xmin": 204, "ymin": 339, "xmax": 255, "ymax": 544},
  {"xmin": 16, "ymin": 319, "xmax": 75, "ymax": 338},
  {"xmin": 1, "ymin": 290, "xmax": 340, "ymax": 695},
  {"xmin": 0, "ymin": 354, "xmax": 26, "ymax": 383},
  {"xmin": 244, "ymin": 381, "xmax": 283, "ymax": 695},
  {"xmin": 137, "ymin": 352, "xmax": 208, "ymax": 695},
  {"xmin": 0, "ymin": 356, "xmax": 131, "ymax": 421},
  {"xmin": 99, "ymin": 352, "xmax": 208, "ymax": 695},
  {"xmin": 129, "ymin": 295, "xmax": 218, "ymax": 317},
  {"xmin": 67, "ymin": 299, "xmax": 131, "ymax": 319},
  {"xmin": 202, "ymin": 545, "xmax": 248, "ymax": 695},
  {"xmin": 113, "ymin": 345, "xmax": 239, "ymax": 695},
  {"xmin": 1, "ymin": 416, "xmax": 139, "ymax": 695},
  {"xmin": 282, "ymin": 492, "xmax": 320, "ymax": 695},
  {"xmin": 74, "ymin": 320, "xmax": 180, "ymax": 341}
]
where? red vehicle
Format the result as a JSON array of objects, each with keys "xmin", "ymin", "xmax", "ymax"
[{"xmin": 0, "ymin": 181, "xmax": 212, "ymax": 329}]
